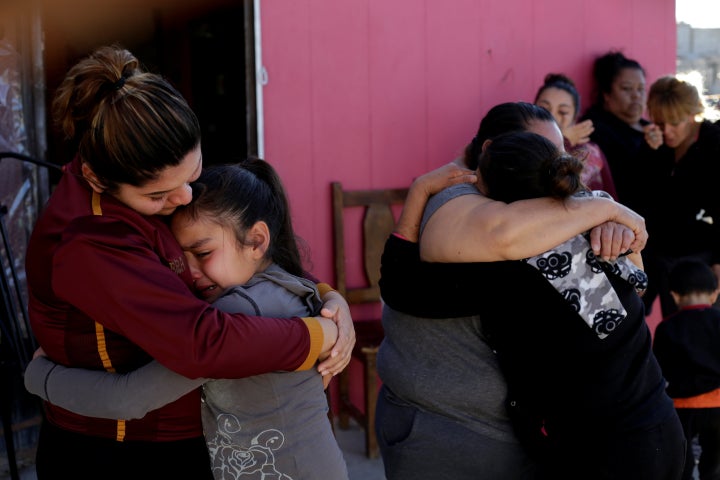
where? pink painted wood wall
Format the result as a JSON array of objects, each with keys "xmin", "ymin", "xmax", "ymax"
[{"xmin": 261, "ymin": 0, "xmax": 677, "ymax": 291}]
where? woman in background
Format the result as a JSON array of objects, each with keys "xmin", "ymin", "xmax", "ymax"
[
  {"xmin": 534, "ymin": 72, "xmax": 617, "ymax": 198},
  {"xmin": 642, "ymin": 75, "xmax": 720, "ymax": 317},
  {"xmin": 581, "ymin": 51, "xmax": 663, "ymax": 313},
  {"xmin": 581, "ymin": 51, "xmax": 657, "ymax": 215}
]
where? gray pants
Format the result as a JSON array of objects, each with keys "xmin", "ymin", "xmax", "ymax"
[{"xmin": 375, "ymin": 385, "xmax": 536, "ymax": 480}]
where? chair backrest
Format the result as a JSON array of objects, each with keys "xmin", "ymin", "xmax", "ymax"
[{"xmin": 331, "ymin": 182, "xmax": 408, "ymax": 305}]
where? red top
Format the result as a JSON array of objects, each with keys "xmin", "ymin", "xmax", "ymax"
[{"xmin": 26, "ymin": 157, "xmax": 321, "ymax": 441}]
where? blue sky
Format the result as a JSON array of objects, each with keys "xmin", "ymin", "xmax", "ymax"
[{"xmin": 677, "ymin": 0, "xmax": 720, "ymax": 28}]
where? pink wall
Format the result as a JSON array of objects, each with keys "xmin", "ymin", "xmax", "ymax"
[{"xmin": 261, "ymin": 0, "xmax": 676, "ymax": 288}]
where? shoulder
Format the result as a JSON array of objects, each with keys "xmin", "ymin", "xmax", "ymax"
[
  {"xmin": 427, "ymin": 183, "xmax": 481, "ymax": 208},
  {"xmin": 60, "ymin": 213, "xmax": 169, "ymax": 256},
  {"xmin": 215, "ymin": 265, "xmax": 322, "ymax": 317},
  {"xmin": 249, "ymin": 264, "xmax": 320, "ymax": 298},
  {"xmin": 421, "ymin": 183, "xmax": 483, "ymax": 235}
]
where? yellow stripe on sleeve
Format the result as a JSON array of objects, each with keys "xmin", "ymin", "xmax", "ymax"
[{"xmin": 297, "ymin": 317, "xmax": 324, "ymax": 371}]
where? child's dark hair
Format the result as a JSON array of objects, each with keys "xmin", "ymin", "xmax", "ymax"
[
  {"xmin": 478, "ymin": 131, "xmax": 585, "ymax": 203},
  {"xmin": 669, "ymin": 258, "xmax": 718, "ymax": 296},
  {"xmin": 184, "ymin": 158, "xmax": 304, "ymax": 277},
  {"xmin": 463, "ymin": 102, "xmax": 555, "ymax": 170},
  {"xmin": 534, "ymin": 73, "xmax": 581, "ymax": 120}
]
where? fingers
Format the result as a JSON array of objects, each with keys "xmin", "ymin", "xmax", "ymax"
[
  {"xmin": 322, "ymin": 373, "xmax": 332, "ymax": 390},
  {"xmin": 643, "ymin": 124, "xmax": 663, "ymax": 149},
  {"xmin": 589, "ymin": 222, "xmax": 636, "ymax": 261},
  {"xmin": 415, "ymin": 162, "xmax": 477, "ymax": 197},
  {"xmin": 317, "ymin": 310, "xmax": 355, "ymax": 377},
  {"xmin": 619, "ymin": 227, "xmax": 635, "ymax": 254},
  {"xmin": 317, "ymin": 344, "xmax": 352, "ymax": 377},
  {"xmin": 628, "ymin": 226, "xmax": 648, "ymax": 254},
  {"xmin": 564, "ymin": 121, "xmax": 594, "ymax": 146}
]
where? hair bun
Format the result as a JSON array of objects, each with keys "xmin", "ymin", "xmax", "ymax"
[{"xmin": 544, "ymin": 73, "xmax": 575, "ymax": 88}]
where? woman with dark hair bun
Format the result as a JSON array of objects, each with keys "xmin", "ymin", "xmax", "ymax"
[
  {"xmin": 470, "ymin": 131, "xmax": 683, "ymax": 479},
  {"xmin": 393, "ymin": 129, "xmax": 683, "ymax": 479},
  {"xmin": 375, "ymin": 102, "xmax": 663, "ymax": 479}
]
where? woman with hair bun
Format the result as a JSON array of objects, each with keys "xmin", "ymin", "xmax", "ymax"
[
  {"xmin": 426, "ymin": 130, "xmax": 683, "ymax": 479},
  {"xmin": 25, "ymin": 45, "xmax": 353, "ymax": 479},
  {"xmin": 377, "ymin": 102, "xmax": 682, "ymax": 479},
  {"xmin": 534, "ymin": 73, "xmax": 617, "ymax": 198}
]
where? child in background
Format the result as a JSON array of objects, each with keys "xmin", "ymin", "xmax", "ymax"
[
  {"xmin": 653, "ymin": 258, "xmax": 720, "ymax": 480},
  {"xmin": 25, "ymin": 159, "xmax": 348, "ymax": 480},
  {"xmin": 534, "ymin": 73, "xmax": 617, "ymax": 199}
]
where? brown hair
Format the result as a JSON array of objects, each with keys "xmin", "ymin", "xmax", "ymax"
[
  {"xmin": 647, "ymin": 75, "xmax": 705, "ymax": 125},
  {"xmin": 52, "ymin": 45, "xmax": 201, "ymax": 192}
]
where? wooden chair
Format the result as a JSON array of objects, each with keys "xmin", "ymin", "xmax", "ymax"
[{"xmin": 330, "ymin": 181, "xmax": 408, "ymax": 459}]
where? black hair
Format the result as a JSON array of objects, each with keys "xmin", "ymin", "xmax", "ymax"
[
  {"xmin": 182, "ymin": 158, "xmax": 305, "ymax": 277},
  {"xmin": 534, "ymin": 73, "xmax": 581, "ymax": 120},
  {"xmin": 591, "ymin": 51, "xmax": 645, "ymax": 108},
  {"xmin": 478, "ymin": 131, "xmax": 585, "ymax": 203},
  {"xmin": 669, "ymin": 258, "xmax": 718, "ymax": 296},
  {"xmin": 464, "ymin": 102, "xmax": 555, "ymax": 170}
]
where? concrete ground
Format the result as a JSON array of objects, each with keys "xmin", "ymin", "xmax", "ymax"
[{"xmin": 0, "ymin": 418, "xmax": 385, "ymax": 480}]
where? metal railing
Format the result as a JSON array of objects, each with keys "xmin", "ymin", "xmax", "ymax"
[{"xmin": 0, "ymin": 152, "xmax": 61, "ymax": 480}]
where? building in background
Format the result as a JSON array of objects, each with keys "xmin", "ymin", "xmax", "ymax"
[{"xmin": 677, "ymin": 21, "xmax": 720, "ymax": 110}]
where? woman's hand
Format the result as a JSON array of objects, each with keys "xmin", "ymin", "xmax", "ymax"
[
  {"xmin": 563, "ymin": 119, "xmax": 594, "ymax": 146},
  {"xmin": 411, "ymin": 162, "xmax": 478, "ymax": 199},
  {"xmin": 395, "ymin": 162, "xmax": 477, "ymax": 242},
  {"xmin": 588, "ymin": 222, "xmax": 636, "ymax": 261},
  {"xmin": 317, "ymin": 290, "xmax": 355, "ymax": 377},
  {"xmin": 589, "ymin": 203, "xmax": 648, "ymax": 260},
  {"xmin": 643, "ymin": 123, "xmax": 663, "ymax": 150}
]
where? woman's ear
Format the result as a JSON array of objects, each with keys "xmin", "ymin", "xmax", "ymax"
[
  {"xmin": 247, "ymin": 221, "xmax": 270, "ymax": 259},
  {"xmin": 81, "ymin": 163, "xmax": 107, "ymax": 193},
  {"xmin": 481, "ymin": 139, "xmax": 492, "ymax": 152}
]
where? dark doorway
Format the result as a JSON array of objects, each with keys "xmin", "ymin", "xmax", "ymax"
[{"xmin": 41, "ymin": 0, "xmax": 258, "ymax": 171}]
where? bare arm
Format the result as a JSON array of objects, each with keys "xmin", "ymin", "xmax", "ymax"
[
  {"xmin": 420, "ymin": 194, "xmax": 646, "ymax": 263},
  {"xmin": 395, "ymin": 163, "xmax": 477, "ymax": 242}
]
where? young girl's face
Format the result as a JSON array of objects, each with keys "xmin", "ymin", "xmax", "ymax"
[
  {"xmin": 535, "ymin": 87, "xmax": 576, "ymax": 131},
  {"xmin": 171, "ymin": 212, "xmax": 260, "ymax": 303}
]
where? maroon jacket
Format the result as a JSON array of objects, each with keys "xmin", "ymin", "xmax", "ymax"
[{"xmin": 26, "ymin": 157, "xmax": 322, "ymax": 441}]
